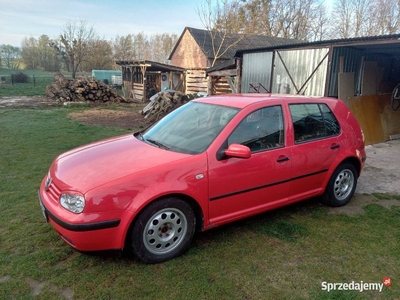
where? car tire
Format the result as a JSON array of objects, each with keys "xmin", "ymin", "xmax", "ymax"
[
  {"xmin": 321, "ymin": 163, "xmax": 358, "ymax": 207},
  {"xmin": 130, "ymin": 197, "xmax": 196, "ymax": 264}
]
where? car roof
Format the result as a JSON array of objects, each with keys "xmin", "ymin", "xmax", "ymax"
[{"xmin": 194, "ymin": 94, "xmax": 338, "ymax": 109}]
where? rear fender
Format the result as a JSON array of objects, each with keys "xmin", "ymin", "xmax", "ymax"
[{"xmin": 321, "ymin": 149, "xmax": 363, "ymax": 191}]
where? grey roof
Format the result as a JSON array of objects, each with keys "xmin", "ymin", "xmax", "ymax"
[
  {"xmin": 234, "ymin": 33, "xmax": 400, "ymax": 56},
  {"xmin": 168, "ymin": 27, "xmax": 303, "ymax": 60}
]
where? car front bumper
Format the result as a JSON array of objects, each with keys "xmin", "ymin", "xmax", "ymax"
[{"xmin": 38, "ymin": 190, "xmax": 128, "ymax": 251}]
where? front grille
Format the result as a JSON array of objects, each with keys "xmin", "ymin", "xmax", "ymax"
[{"xmin": 46, "ymin": 181, "xmax": 61, "ymax": 204}]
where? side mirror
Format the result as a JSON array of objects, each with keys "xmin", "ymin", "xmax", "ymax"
[{"xmin": 225, "ymin": 143, "xmax": 251, "ymax": 159}]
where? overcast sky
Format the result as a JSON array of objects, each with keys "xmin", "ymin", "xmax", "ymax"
[{"xmin": 0, "ymin": 0, "xmax": 205, "ymax": 47}]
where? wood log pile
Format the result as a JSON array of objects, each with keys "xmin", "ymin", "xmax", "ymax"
[
  {"xmin": 46, "ymin": 73, "xmax": 126, "ymax": 103},
  {"xmin": 142, "ymin": 91, "xmax": 189, "ymax": 123}
]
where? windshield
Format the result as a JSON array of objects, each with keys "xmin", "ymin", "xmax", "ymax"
[{"xmin": 141, "ymin": 102, "xmax": 239, "ymax": 154}]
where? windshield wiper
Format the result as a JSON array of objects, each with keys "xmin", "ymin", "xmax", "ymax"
[{"xmin": 145, "ymin": 138, "xmax": 170, "ymax": 150}]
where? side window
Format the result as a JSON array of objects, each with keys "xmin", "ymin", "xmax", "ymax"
[
  {"xmin": 228, "ymin": 106, "xmax": 284, "ymax": 152},
  {"xmin": 289, "ymin": 103, "xmax": 340, "ymax": 143}
]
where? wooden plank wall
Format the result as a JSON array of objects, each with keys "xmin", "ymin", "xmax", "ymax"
[
  {"xmin": 123, "ymin": 81, "xmax": 144, "ymax": 102},
  {"xmin": 349, "ymin": 94, "xmax": 400, "ymax": 145},
  {"xmin": 123, "ymin": 80, "xmax": 131, "ymax": 98},
  {"xmin": 132, "ymin": 83, "xmax": 144, "ymax": 101},
  {"xmin": 212, "ymin": 77, "xmax": 232, "ymax": 95},
  {"xmin": 186, "ymin": 69, "xmax": 207, "ymax": 94}
]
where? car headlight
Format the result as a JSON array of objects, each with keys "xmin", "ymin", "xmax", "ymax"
[{"xmin": 60, "ymin": 193, "xmax": 85, "ymax": 213}]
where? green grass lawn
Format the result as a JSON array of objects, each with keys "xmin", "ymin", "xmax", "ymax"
[{"xmin": 0, "ymin": 108, "xmax": 399, "ymax": 299}]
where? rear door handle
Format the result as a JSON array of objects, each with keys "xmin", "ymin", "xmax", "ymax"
[
  {"xmin": 277, "ymin": 156, "xmax": 290, "ymax": 162},
  {"xmin": 330, "ymin": 144, "xmax": 340, "ymax": 149}
]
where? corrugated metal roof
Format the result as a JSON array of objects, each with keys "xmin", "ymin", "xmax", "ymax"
[{"xmin": 235, "ymin": 33, "xmax": 400, "ymax": 56}]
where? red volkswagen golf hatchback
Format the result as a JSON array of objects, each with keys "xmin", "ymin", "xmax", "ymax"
[{"xmin": 39, "ymin": 94, "xmax": 366, "ymax": 263}]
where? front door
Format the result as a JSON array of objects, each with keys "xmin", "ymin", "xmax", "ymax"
[{"xmin": 207, "ymin": 105, "xmax": 292, "ymax": 225}]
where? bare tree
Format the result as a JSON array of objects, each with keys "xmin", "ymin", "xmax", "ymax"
[
  {"xmin": 82, "ymin": 38, "xmax": 114, "ymax": 71},
  {"xmin": 112, "ymin": 34, "xmax": 135, "ymax": 61},
  {"xmin": 0, "ymin": 45, "xmax": 21, "ymax": 69},
  {"xmin": 21, "ymin": 37, "xmax": 39, "ymax": 69},
  {"xmin": 353, "ymin": 0, "xmax": 373, "ymax": 37},
  {"xmin": 218, "ymin": 0, "xmax": 329, "ymax": 41},
  {"xmin": 37, "ymin": 35, "xmax": 62, "ymax": 72},
  {"xmin": 307, "ymin": 3, "xmax": 331, "ymax": 41},
  {"xmin": 22, "ymin": 35, "xmax": 60, "ymax": 71},
  {"xmin": 134, "ymin": 32, "xmax": 151, "ymax": 60},
  {"xmin": 51, "ymin": 20, "xmax": 96, "ymax": 78},
  {"xmin": 148, "ymin": 33, "xmax": 178, "ymax": 63},
  {"xmin": 269, "ymin": 0, "xmax": 325, "ymax": 40},
  {"xmin": 331, "ymin": 0, "xmax": 353, "ymax": 38},
  {"xmin": 196, "ymin": 0, "xmax": 246, "ymax": 66},
  {"xmin": 328, "ymin": 0, "xmax": 399, "ymax": 38},
  {"xmin": 372, "ymin": 0, "xmax": 400, "ymax": 35}
]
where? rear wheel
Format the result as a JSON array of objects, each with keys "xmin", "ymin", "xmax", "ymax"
[
  {"xmin": 322, "ymin": 163, "xmax": 357, "ymax": 207},
  {"xmin": 130, "ymin": 197, "xmax": 195, "ymax": 264}
]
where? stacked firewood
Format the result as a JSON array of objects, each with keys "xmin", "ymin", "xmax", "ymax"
[
  {"xmin": 142, "ymin": 91, "xmax": 189, "ymax": 123},
  {"xmin": 46, "ymin": 73, "xmax": 126, "ymax": 103}
]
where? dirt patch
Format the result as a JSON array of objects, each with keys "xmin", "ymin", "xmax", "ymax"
[
  {"xmin": 0, "ymin": 96, "xmax": 60, "ymax": 108},
  {"xmin": 0, "ymin": 96, "xmax": 149, "ymax": 130},
  {"xmin": 68, "ymin": 104, "xmax": 148, "ymax": 130},
  {"xmin": 328, "ymin": 193, "xmax": 400, "ymax": 216}
]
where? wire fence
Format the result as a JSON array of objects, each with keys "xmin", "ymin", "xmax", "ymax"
[{"xmin": 0, "ymin": 75, "xmax": 55, "ymax": 86}]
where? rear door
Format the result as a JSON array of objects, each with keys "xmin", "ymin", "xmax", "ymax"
[{"xmin": 287, "ymin": 102, "xmax": 341, "ymax": 201}]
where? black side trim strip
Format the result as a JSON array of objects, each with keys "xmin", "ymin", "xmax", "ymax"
[
  {"xmin": 48, "ymin": 209, "xmax": 120, "ymax": 231},
  {"xmin": 291, "ymin": 169, "xmax": 328, "ymax": 181},
  {"xmin": 210, "ymin": 178, "xmax": 291, "ymax": 201},
  {"xmin": 210, "ymin": 169, "xmax": 328, "ymax": 201},
  {"xmin": 40, "ymin": 196, "xmax": 120, "ymax": 232}
]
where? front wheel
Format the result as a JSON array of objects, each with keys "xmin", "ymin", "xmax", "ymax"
[
  {"xmin": 130, "ymin": 197, "xmax": 196, "ymax": 264},
  {"xmin": 321, "ymin": 163, "xmax": 358, "ymax": 207}
]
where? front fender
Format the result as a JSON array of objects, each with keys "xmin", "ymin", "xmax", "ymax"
[{"xmin": 94, "ymin": 154, "xmax": 209, "ymax": 241}]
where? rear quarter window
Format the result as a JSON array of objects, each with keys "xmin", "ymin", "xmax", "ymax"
[{"xmin": 289, "ymin": 103, "xmax": 340, "ymax": 143}]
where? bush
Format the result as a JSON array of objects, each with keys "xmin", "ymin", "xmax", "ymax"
[{"xmin": 12, "ymin": 72, "xmax": 29, "ymax": 83}]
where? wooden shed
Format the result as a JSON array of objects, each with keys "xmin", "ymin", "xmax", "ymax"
[{"xmin": 115, "ymin": 60, "xmax": 185, "ymax": 102}]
